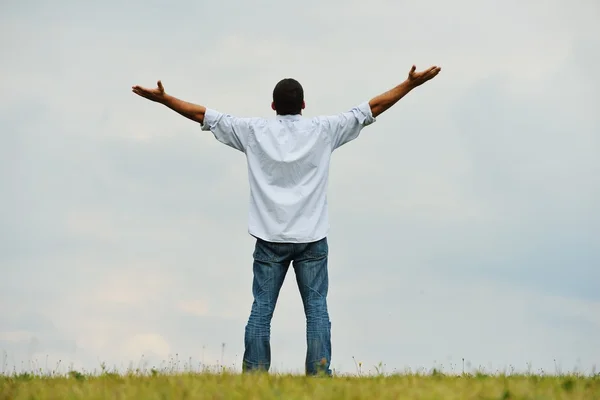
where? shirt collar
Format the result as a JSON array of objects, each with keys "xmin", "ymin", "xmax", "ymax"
[{"xmin": 276, "ymin": 114, "xmax": 302, "ymax": 121}]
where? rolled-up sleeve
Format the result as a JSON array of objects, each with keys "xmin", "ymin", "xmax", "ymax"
[
  {"xmin": 200, "ymin": 108, "xmax": 251, "ymax": 153},
  {"xmin": 319, "ymin": 102, "xmax": 376, "ymax": 151}
]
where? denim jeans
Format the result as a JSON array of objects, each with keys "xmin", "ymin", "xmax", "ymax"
[{"xmin": 242, "ymin": 236, "xmax": 332, "ymax": 376}]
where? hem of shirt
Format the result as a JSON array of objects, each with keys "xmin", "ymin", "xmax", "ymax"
[
  {"xmin": 199, "ymin": 108, "xmax": 219, "ymax": 131},
  {"xmin": 248, "ymin": 229, "xmax": 328, "ymax": 244},
  {"xmin": 358, "ymin": 101, "xmax": 376, "ymax": 124}
]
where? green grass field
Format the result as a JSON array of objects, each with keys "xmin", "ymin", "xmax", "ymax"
[{"xmin": 2, "ymin": 369, "xmax": 598, "ymax": 399}]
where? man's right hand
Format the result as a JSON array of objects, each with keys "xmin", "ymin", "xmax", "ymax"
[
  {"xmin": 406, "ymin": 65, "xmax": 441, "ymax": 88},
  {"xmin": 132, "ymin": 80, "xmax": 167, "ymax": 103}
]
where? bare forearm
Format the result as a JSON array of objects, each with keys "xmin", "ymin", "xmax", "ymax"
[
  {"xmin": 161, "ymin": 94, "xmax": 206, "ymax": 124},
  {"xmin": 369, "ymin": 80, "xmax": 415, "ymax": 118}
]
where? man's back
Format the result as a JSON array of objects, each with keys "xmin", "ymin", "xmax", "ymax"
[{"xmin": 200, "ymin": 102, "xmax": 376, "ymax": 242}]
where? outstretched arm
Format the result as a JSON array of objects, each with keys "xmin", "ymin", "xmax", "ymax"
[
  {"xmin": 369, "ymin": 65, "xmax": 441, "ymax": 118},
  {"xmin": 132, "ymin": 80, "xmax": 206, "ymax": 124}
]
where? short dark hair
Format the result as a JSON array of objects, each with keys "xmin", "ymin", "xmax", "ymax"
[{"xmin": 272, "ymin": 78, "xmax": 304, "ymax": 115}]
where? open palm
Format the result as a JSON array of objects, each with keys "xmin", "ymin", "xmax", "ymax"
[
  {"xmin": 132, "ymin": 80, "xmax": 166, "ymax": 102},
  {"xmin": 407, "ymin": 65, "xmax": 441, "ymax": 87}
]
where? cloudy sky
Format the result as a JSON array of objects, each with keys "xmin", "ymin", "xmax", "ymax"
[{"xmin": 1, "ymin": 0, "xmax": 599, "ymax": 375}]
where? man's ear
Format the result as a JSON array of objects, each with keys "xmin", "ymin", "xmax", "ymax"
[
  {"xmin": 271, "ymin": 102, "xmax": 276, "ymax": 111},
  {"xmin": 302, "ymin": 101, "xmax": 306, "ymax": 110}
]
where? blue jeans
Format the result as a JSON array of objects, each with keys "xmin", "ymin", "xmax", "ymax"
[{"xmin": 242, "ymin": 237, "xmax": 332, "ymax": 376}]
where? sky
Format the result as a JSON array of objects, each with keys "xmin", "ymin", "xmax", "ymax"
[{"xmin": 1, "ymin": 0, "xmax": 599, "ymax": 376}]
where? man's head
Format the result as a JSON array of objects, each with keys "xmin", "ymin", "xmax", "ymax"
[{"xmin": 272, "ymin": 78, "xmax": 305, "ymax": 115}]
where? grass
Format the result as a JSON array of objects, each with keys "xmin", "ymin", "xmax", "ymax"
[{"xmin": 1, "ymin": 366, "xmax": 598, "ymax": 399}]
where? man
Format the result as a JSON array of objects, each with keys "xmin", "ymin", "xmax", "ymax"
[{"xmin": 132, "ymin": 64, "xmax": 441, "ymax": 376}]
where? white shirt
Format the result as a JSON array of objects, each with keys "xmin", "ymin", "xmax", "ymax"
[{"xmin": 200, "ymin": 101, "xmax": 376, "ymax": 243}]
